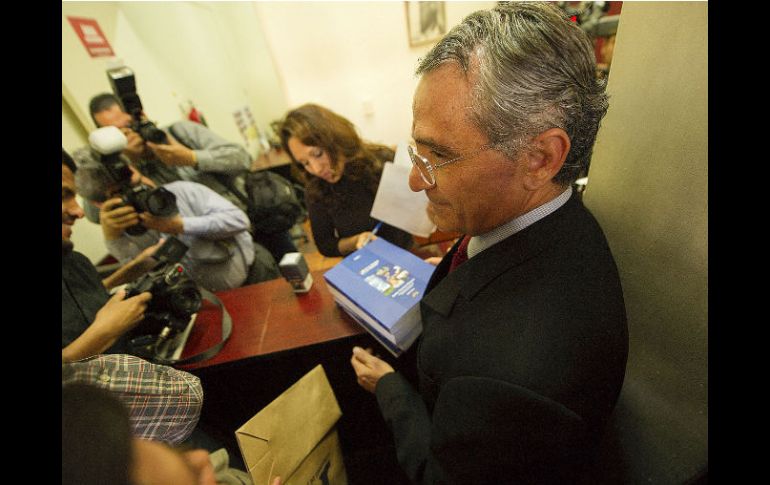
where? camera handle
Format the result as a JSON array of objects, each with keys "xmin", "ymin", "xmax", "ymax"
[{"xmin": 144, "ymin": 287, "xmax": 232, "ymax": 366}]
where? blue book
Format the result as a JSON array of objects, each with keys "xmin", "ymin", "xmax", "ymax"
[{"xmin": 324, "ymin": 238, "xmax": 436, "ymax": 356}]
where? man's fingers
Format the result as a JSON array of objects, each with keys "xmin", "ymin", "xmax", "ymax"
[
  {"xmin": 352, "ymin": 346, "xmax": 375, "ymax": 364},
  {"xmin": 101, "ymin": 198, "xmax": 127, "ymax": 212},
  {"xmin": 129, "ymin": 291, "xmax": 153, "ymax": 303},
  {"xmin": 109, "ymin": 213, "xmax": 140, "ymax": 226},
  {"xmin": 350, "ymin": 354, "xmax": 367, "ymax": 375},
  {"xmin": 103, "ymin": 205, "xmax": 135, "ymax": 217}
]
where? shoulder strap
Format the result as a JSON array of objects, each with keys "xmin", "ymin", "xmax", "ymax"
[
  {"xmin": 213, "ymin": 172, "xmax": 255, "ymax": 212},
  {"xmin": 168, "ymin": 123, "xmax": 255, "ymax": 212},
  {"xmin": 131, "ymin": 287, "xmax": 232, "ymax": 366}
]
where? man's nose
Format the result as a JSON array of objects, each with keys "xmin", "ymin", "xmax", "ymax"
[
  {"xmin": 408, "ymin": 165, "xmax": 431, "ymax": 192},
  {"xmin": 66, "ymin": 200, "xmax": 85, "ymax": 219}
]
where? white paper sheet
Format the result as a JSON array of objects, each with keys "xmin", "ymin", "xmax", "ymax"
[{"xmin": 370, "ymin": 143, "xmax": 436, "ymax": 238}]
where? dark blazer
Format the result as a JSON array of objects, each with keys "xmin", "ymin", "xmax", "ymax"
[
  {"xmin": 62, "ymin": 250, "xmax": 128, "ymax": 354},
  {"xmin": 375, "ymin": 194, "xmax": 628, "ymax": 484}
]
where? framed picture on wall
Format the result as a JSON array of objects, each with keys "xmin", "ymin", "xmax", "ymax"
[{"xmin": 405, "ymin": 1, "xmax": 446, "ymax": 47}]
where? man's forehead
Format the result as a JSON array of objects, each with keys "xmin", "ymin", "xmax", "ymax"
[
  {"xmin": 62, "ymin": 164, "xmax": 75, "ymax": 183},
  {"xmin": 412, "ymin": 65, "xmax": 479, "ymax": 147},
  {"xmin": 95, "ymin": 105, "xmax": 130, "ymax": 127}
]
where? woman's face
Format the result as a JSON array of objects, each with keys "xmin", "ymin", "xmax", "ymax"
[{"xmin": 287, "ymin": 136, "xmax": 344, "ymax": 183}]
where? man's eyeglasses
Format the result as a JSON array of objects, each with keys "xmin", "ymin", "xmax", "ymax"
[{"xmin": 407, "ymin": 143, "xmax": 495, "ymax": 187}]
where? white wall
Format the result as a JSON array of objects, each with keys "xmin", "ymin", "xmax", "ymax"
[
  {"xmin": 62, "ymin": 1, "xmax": 288, "ymax": 145},
  {"xmin": 62, "ymin": 1, "xmax": 290, "ymax": 263},
  {"xmin": 257, "ymin": 1, "xmax": 495, "ymax": 145},
  {"xmin": 63, "ymin": 96, "xmax": 110, "ymax": 262},
  {"xmin": 582, "ymin": 2, "xmax": 707, "ymax": 481}
]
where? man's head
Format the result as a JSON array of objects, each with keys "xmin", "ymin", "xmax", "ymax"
[
  {"xmin": 63, "ymin": 383, "xmax": 217, "ymax": 485},
  {"xmin": 71, "ymin": 148, "xmax": 150, "ymax": 204},
  {"xmin": 89, "ymin": 93, "xmax": 155, "ymax": 160},
  {"xmin": 62, "ymin": 149, "xmax": 84, "ymax": 253},
  {"xmin": 408, "ymin": 3, "xmax": 608, "ymax": 235},
  {"xmin": 90, "ymin": 93, "xmax": 132, "ymax": 129}
]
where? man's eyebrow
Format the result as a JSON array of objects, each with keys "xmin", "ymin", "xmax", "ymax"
[{"xmin": 412, "ymin": 136, "xmax": 457, "ymax": 155}]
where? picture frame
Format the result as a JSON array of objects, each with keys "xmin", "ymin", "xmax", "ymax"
[{"xmin": 405, "ymin": 1, "xmax": 446, "ymax": 47}]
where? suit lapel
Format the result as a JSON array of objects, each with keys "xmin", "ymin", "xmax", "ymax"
[
  {"xmin": 421, "ymin": 238, "xmax": 464, "ymax": 316},
  {"xmin": 421, "ymin": 195, "xmax": 583, "ymax": 317}
]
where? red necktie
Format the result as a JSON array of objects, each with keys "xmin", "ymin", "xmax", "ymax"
[{"xmin": 448, "ymin": 235, "xmax": 471, "ymax": 272}]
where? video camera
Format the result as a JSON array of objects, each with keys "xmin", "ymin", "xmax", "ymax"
[
  {"xmin": 107, "ymin": 65, "xmax": 168, "ymax": 144},
  {"xmin": 89, "ymin": 126, "xmax": 178, "ymax": 236},
  {"xmin": 124, "ymin": 237, "xmax": 202, "ymax": 358}
]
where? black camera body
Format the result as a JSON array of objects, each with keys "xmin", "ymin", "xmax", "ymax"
[
  {"xmin": 124, "ymin": 237, "xmax": 202, "ymax": 352},
  {"xmin": 107, "ymin": 65, "xmax": 168, "ymax": 144},
  {"xmin": 89, "ymin": 126, "xmax": 178, "ymax": 236},
  {"xmin": 126, "ymin": 262, "xmax": 202, "ymax": 335},
  {"xmin": 120, "ymin": 184, "xmax": 178, "ymax": 222}
]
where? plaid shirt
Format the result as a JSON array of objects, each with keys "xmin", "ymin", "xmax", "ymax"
[{"xmin": 62, "ymin": 354, "xmax": 203, "ymax": 444}]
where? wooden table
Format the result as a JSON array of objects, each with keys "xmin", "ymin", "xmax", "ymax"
[{"xmin": 179, "ymin": 270, "xmax": 364, "ymax": 371}]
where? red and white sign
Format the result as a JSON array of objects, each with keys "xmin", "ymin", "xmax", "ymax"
[{"xmin": 67, "ymin": 17, "xmax": 115, "ymax": 58}]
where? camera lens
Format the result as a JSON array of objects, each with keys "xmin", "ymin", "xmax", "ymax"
[
  {"xmin": 140, "ymin": 122, "xmax": 168, "ymax": 144},
  {"xmin": 169, "ymin": 283, "xmax": 202, "ymax": 317},
  {"xmin": 146, "ymin": 187, "xmax": 178, "ymax": 217}
]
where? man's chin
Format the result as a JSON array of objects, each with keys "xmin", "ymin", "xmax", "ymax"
[
  {"xmin": 62, "ymin": 239, "xmax": 74, "ymax": 255},
  {"xmin": 427, "ymin": 204, "xmax": 459, "ymax": 233}
]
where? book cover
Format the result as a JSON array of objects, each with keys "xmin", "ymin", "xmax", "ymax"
[{"xmin": 324, "ymin": 238, "xmax": 435, "ymax": 356}]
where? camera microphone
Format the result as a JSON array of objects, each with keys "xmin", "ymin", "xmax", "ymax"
[
  {"xmin": 88, "ymin": 126, "xmax": 127, "ymax": 156},
  {"xmin": 88, "ymin": 126, "xmax": 133, "ymax": 188}
]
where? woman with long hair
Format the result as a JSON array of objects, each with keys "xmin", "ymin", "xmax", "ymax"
[{"xmin": 276, "ymin": 104, "xmax": 413, "ymax": 256}]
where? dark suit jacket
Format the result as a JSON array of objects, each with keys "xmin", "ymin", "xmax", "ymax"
[
  {"xmin": 375, "ymin": 194, "xmax": 628, "ymax": 484},
  {"xmin": 62, "ymin": 250, "xmax": 128, "ymax": 354}
]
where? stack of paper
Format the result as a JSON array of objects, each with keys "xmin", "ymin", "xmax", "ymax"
[{"xmin": 324, "ymin": 238, "xmax": 435, "ymax": 356}]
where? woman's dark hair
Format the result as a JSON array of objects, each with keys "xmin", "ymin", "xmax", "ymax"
[
  {"xmin": 62, "ymin": 383, "xmax": 133, "ymax": 485},
  {"xmin": 274, "ymin": 104, "xmax": 393, "ymax": 207}
]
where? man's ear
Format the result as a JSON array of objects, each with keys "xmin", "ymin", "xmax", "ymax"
[{"xmin": 523, "ymin": 128, "xmax": 571, "ymax": 191}]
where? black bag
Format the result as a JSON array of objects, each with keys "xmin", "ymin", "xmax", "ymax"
[
  {"xmin": 243, "ymin": 170, "xmax": 304, "ymax": 235},
  {"xmin": 167, "ymin": 123, "xmax": 303, "ymax": 235}
]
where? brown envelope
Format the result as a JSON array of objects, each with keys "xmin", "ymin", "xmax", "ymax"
[{"xmin": 235, "ymin": 365, "xmax": 347, "ymax": 484}]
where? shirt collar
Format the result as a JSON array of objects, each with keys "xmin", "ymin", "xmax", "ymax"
[{"xmin": 467, "ymin": 186, "xmax": 572, "ymax": 259}]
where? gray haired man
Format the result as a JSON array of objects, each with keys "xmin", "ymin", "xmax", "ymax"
[{"xmin": 351, "ymin": 4, "xmax": 627, "ymax": 483}]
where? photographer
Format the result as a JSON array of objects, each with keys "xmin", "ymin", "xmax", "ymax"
[
  {"xmin": 87, "ymin": 92, "xmax": 297, "ymax": 262},
  {"xmin": 62, "ymin": 149, "xmax": 156, "ymax": 362},
  {"xmin": 63, "ymin": 383, "xmax": 271, "ymax": 485},
  {"xmin": 62, "ymin": 353, "xmax": 203, "ymax": 445},
  {"xmin": 73, "ymin": 141, "xmax": 258, "ymax": 292}
]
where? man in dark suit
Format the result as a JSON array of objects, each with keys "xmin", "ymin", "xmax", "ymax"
[{"xmin": 350, "ymin": 3, "xmax": 628, "ymax": 484}]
